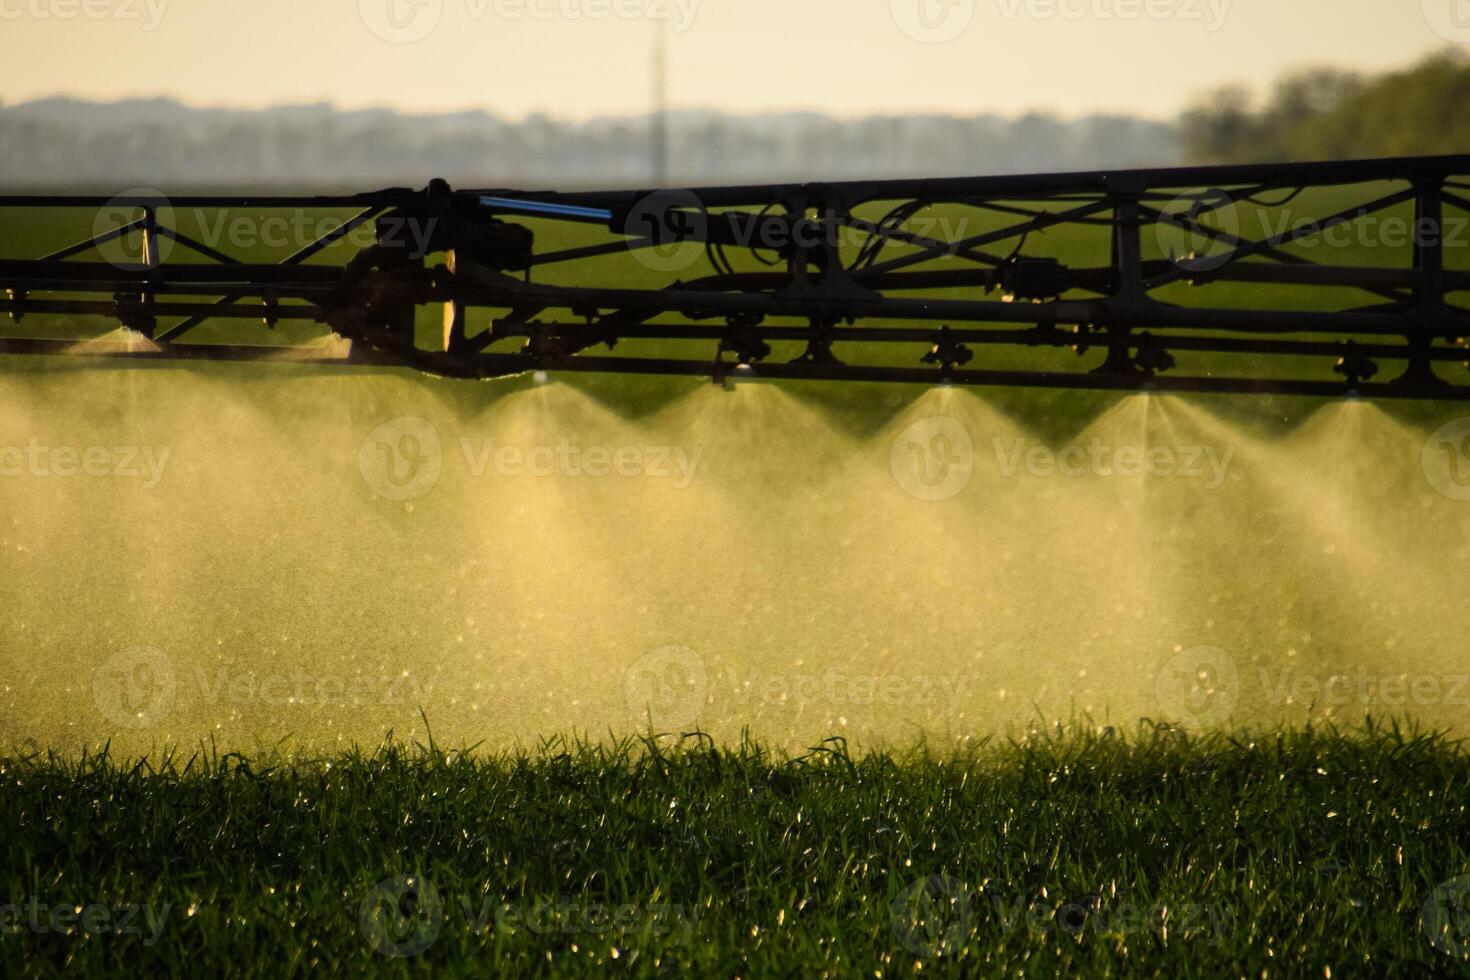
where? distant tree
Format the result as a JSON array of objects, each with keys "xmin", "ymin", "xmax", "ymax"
[
  {"xmin": 1257, "ymin": 69, "xmax": 1364, "ymax": 160},
  {"xmin": 1302, "ymin": 50, "xmax": 1470, "ymax": 158},
  {"xmin": 1180, "ymin": 50, "xmax": 1469, "ymax": 164},
  {"xmin": 1179, "ymin": 85, "xmax": 1258, "ymax": 164}
]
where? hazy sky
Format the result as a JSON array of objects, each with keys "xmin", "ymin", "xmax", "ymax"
[{"xmin": 0, "ymin": 0, "xmax": 1462, "ymax": 119}]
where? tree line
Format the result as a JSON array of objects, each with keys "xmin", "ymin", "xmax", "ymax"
[
  {"xmin": 1, "ymin": 50, "xmax": 1465, "ymax": 189},
  {"xmin": 1180, "ymin": 49, "xmax": 1470, "ymax": 163}
]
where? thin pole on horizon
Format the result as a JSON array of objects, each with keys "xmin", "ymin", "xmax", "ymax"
[{"xmin": 652, "ymin": 16, "xmax": 669, "ymax": 186}]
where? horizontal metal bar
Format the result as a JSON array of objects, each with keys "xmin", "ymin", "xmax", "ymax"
[
  {"xmin": 528, "ymin": 238, "xmax": 657, "ymax": 266},
  {"xmin": 449, "ymin": 278, "xmax": 1470, "ymax": 335},
  {"xmin": 3, "ymin": 156, "xmax": 1462, "ymax": 214},
  {"xmin": 0, "ymin": 260, "xmax": 344, "ymax": 284},
  {"xmin": 0, "ymin": 298, "xmax": 323, "ymax": 319},
  {"xmin": 0, "ymin": 338, "xmax": 360, "ymax": 360},
  {"xmin": 469, "ymin": 155, "xmax": 1470, "ymax": 212},
  {"xmin": 5, "ymin": 338, "xmax": 1462, "ymax": 400},
  {"xmin": 472, "ymin": 353, "xmax": 1470, "ymax": 400},
  {"xmin": 489, "ymin": 320, "xmax": 1470, "ymax": 362},
  {"xmin": 0, "ymin": 190, "xmax": 418, "ymax": 208}
]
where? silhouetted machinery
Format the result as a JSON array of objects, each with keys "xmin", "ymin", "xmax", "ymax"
[{"xmin": 3, "ymin": 156, "xmax": 1469, "ymax": 398}]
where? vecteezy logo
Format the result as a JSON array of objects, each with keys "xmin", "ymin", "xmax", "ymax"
[
  {"xmin": 890, "ymin": 0, "xmax": 975, "ymax": 43},
  {"xmin": 890, "ymin": 417, "xmax": 974, "ymax": 501},
  {"xmin": 1423, "ymin": 418, "xmax": 1470, "ymax": 501},
  {"xmin": 92, "ymin": 646, "xmax": 176, "ymax": 729},
  {"xmin": 360, "ymin": 875, "xmax": 444, "ymax": 958},
  {"xmin": 358, "ymin": 417, "xmax": 443, "ymax": 501},
  {"xmin": 624, "ymin": 646, "xmax": 708, "ymax": 730},
  {"xmin": 92, "ymin": 188, "xmax": 175, "ymax": 271},
  {"xmin": 1155, "ymin": 189, "xmax": 1240, "ymax": 273},
  {"xmin": 1156, "ymin": 646, "xmax": 1238, "ymax": 728},
  {"xmin": 358, "ymin": 0, "xmax": 443, "ymax": 43},
  {"xmin": 1424, "ymin": 876, "xmax": 1470, "ymax": 960},
  {"xmin": 1423, "ymin": 0, "xmax": 1470, "ymax": 44},
  {"xmin": 891, "ymin": 876, "xmax": 973, "ymax": 959},
  {"xmin": 623, "ymin": 190, "xmax": 708, "ymax": 273}
]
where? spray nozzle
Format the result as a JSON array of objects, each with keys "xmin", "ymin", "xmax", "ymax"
[
  {"xmin": 720, "ymin": 320, "xmax": 771, "ymax": 366},
  {"xmin": 1334, "ymin": 342, "xmax": 1379, "ymax": 386},
  {"xmin": 921, "ymin": 326, "xmax": 973, "ymax": 376},
  {"xmin": 1132, "ymin": 332, "xmax": 1175, "ymax": 378}
]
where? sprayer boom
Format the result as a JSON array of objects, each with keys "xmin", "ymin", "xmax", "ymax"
[{"xmin": 3, "ymin": 157, "xmax": 1470, "ymax": 398}]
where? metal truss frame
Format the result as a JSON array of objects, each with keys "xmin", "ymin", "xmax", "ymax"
[{"xmin": 2, "ymin": 154, "xmax": 1468, "ymax": 398}]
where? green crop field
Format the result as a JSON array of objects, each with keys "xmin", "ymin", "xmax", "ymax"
[{"xmin": 4, "ymin": 723, "xmax": 1470, "ymax": 978}]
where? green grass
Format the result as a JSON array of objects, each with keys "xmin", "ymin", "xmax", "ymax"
[{"xmin": 5, "ymin": 722, "xmax": 1470, "ymax": 977}]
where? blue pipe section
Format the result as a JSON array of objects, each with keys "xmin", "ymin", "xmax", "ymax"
[{"xmin": 479, "ymin": 197, "xmax": 614, "ymax": 222}]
